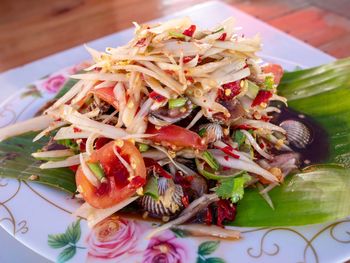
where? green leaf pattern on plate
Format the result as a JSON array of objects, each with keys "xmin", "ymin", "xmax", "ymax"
[
  {"xmin": 48, "ymin": 219, "xmax": 85, "ymax": 263},
  {"xmin": 197, "ymin": 241, "xmax": 226, "ymax": 263}
]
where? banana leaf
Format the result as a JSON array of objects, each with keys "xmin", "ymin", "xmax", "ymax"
[
  {"xmin": 232, "ymin": 57, "xmax": 350, "ymax": 226},
  {"xmin": 0, "ymin": 132, "xmax": 76, "ymax": 193}
]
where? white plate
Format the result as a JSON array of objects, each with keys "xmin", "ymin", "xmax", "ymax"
[{"xmin": 1, "ymin": 1, "xmax": 349, "ymax": 263}]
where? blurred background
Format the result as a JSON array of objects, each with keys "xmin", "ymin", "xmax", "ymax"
[{"xmin": 1, "ymin": 0, "xmax": 350, "ymax": 72}]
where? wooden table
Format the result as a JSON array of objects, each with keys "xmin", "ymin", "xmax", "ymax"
[{"xmin": 1, "ymin": 0, "xmax": 349, "ymax": 72}]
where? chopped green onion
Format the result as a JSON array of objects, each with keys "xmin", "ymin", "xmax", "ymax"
[
  {"xmin": 213, "ymin": 27, "xmax": 224, "ymax": 34},
  {"xmin": 144, "ymin": 176, "xmax": 159, "ymax": 200},
  {"xmin": 57, "ymin": 139, "xmax": 79, "ymax": 153},
  {"xmin": 195, "ymin": 159, "xmax": 245, "ymax": 180},
  {"xmin": 169, "ymin": 31, "xmax": 186, "ymax": 39},
  {"xmin": 87, "ymin": 162, "xmax": 105, "ymax": 181},
  {"xmin": 264, "ymin": 76, "xmax": 274, "ymax": 90},
  {"xmin": 246, "ymin": 80, "xmax": 260, "ymax": 99},
  {"xmin": 202, "ymin": 151, "xmax": 220, "ymax": 171},
  {"xmin": 168, "ymin": 97, "xmax": 187, "ymax": 109},
  {"xmin": 198, "ymin": 128, "xmax": 206, "ymax": 137},
  {"xmin": 234, "ymin": 130, "xmax": 246, "ymax": 148},
  {"xmin": 138, "ymin": 143, "xmax": 149, "ymax": 152}
]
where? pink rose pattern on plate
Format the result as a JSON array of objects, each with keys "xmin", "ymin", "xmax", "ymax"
[
  {"xmin": 142, "ymin": 231, "xmax": 197, "ymax": 263},
  {"xmin": 86, "ymin": 216, "xmax": 146, "ymax": 263},
  {"xmin": 42, "ymin": 74, "xmax": 67, "ymax": 93}
]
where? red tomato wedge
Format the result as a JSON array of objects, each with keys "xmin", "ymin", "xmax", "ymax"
[
  {"xmin": 76, "ymin": 140, "xmax": 146, "ymax": 209},
  {"xmin": 89, "ymin": 86, "xmax": 118, "ymax": 109},
  {"xmin": 146, "ymin": 124, "xmax": 206, "ymax": 150},
  {"xmin": 262, "ymin": 64, "xmax": 284, "ymax": 85}
]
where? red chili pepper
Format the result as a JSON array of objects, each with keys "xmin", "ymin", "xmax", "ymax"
[
  {"xmin": 164, "ymin": 69, "xmax": 175, "ymax": 75},
  {"xmin": 143, "ymin": 158, "xmax": 172, "ymax": 179},
  {"xmin": 224, "ymin": 155, "xmax": 229, "ymax": 161},
  {"xmin": 251, "ymin": 90, "xmax": 273, "ymax": 107},
  {"xmin": 216, "ymin": 200, "xmax": 237, "ymax": 227},
  {"xmin": 183, "ymin": 56, "xmax": 194, "ymax": 64},
  {"xmin": 235, "ymin": 124, "xmax": 256, "ymax": 130},
  {"xmin": 73, "ymin": 127, "xmax": 82, "ymax": 133},
  {"xmin": 183, "ymin": 25, "xmax": 196, "ymax": 37},
  {"xmin": 95, "ymin": 137, "xmax": 111, "ymax": 150},
  {"xmin": 220, "ymin": 146, "xmax": 240, "ymax": 159},
  {"xmin": 205, "ymin": 208, "xmax": 213, "ymax": 225},
  {"xmin": 218, "ymin": 81, "xmax": 241, "ymax": 101},
  {"xmin": 128, "ymin": 176, "xmax": 147, "ymax": 189},
  {"xmin": 218, "ymin": 32, "xmax": 227, "ymax": 41},
  {"xmin": 174, "ymin": 172, "xmax": 195, "ymax": 189},
  {"xmin": 182, "ymin": 195, "xmax": 190, "ymax": 208},
  {"xmin": 260, "ymin": 115, "xmax": 271, "ymax": 122},
  {"xmin": 69, "ymin": 165, "xmax": 79, "ymax": 172},
  {"xmin": 186, "ymin": 76, "xmax": 194, "ymax": 83},
  {"xmin": 149, "ymin": 91, "xmax": 167, "ymax": 103},
  {"xmin": 78, "ymin": 138, "xmax": 87, "ymax": 152},
  {"xmin": 135, "ymin": 38, "xmax": 147, "ymax": 47}
]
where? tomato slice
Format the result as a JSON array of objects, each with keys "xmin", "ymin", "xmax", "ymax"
[
  {"xmin": 146, "ymin": 124, "xmax": 206, "ymax": 150},
  {"xmin": 89, "ymin": 86, "xmax": 118, "ymax": 109},
  {"xmin": 262, "ymin": 64, "xmax": 284, "ymax": 85},
  {"xmin": 76, "ymin": 140, "xmax": 146, "ymax": 209}
]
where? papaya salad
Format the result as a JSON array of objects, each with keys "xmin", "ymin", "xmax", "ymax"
[{"xmin": 1, "ymin": 17, "xmax": 300, "ymax": 239}]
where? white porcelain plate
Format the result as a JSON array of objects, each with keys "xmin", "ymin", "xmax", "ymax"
[{"xmin": 0, "ymin": 2, "xmax": 348, "ymax": 263}]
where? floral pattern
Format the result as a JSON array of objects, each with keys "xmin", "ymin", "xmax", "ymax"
[
  {"xmin": 86, "ymin": 216, "xmax": 146, "ymax": 263},
  {"xmin": 143, "ymin": 231, "xmax": 197, "ymax": 263},
  {"xmin": 42, "ymin": 74, "xmax": 67, "ymax": 93}
]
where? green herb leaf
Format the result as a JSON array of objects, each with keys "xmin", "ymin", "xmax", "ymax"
[
  {"xmin": 0, "ymin": 132, "xmax": 76, "ymax": 193},
  {"xmin": 196, "ymin": 257, "xmax": 206, "ymax": 263},
  {"xmin": 48, "ymin": 234, "xmax": 70, "ymax": 249},
  {"xmin": 143, "ymin": 176, "xmax": 159, "ymax": 200},
  {"xmin": 233, "ymin": 130, "xmax": 246, "ymax": 148},
  {"xmin": 215, "ymin": 173, "xmax": 251, "ymax": 203},
  {"xmin": 57, "ymin": 246, "xmax": 76, "ymax": 263},
  {"xmin": 264, "ymin": 76, "xmax": 274, "ymax": 90},
  {"xmin": 198, "ymin": 241, "xmax": 220, "ymax": 256},
  {"xmin": 205, "ymin": 257, "xmax": 226, "ymax": 263}
]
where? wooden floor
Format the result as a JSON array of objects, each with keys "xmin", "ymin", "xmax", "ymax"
[{"xmin": 0, "ymin": 0, "xmax": 350, "ymax": 72}]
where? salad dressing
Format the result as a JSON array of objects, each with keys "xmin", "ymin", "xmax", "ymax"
[{"xmin": 272, "ymin": 105, "xmax": 330, "ymax": 165}]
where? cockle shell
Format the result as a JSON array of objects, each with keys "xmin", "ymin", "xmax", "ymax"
[
  {"xmin": 280, "ymin": 120, "xmax": 312, "ymax": 149},
  {"xmin": 199, "ymin": 123, "xmax": 223, "ymax": 143},
  {"xmin": 140, "ymin": 177, "xmax": 184, "ymax": 219}
]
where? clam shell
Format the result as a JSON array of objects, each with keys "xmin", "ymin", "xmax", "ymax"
[
  {"xmin": 280, "ymin": 120, "xmax": 312, "ymax": 149},
  {"xmin": 199, "ymin": 123, "xmax": 223, "ymax": 143},
  {"xmin": 140, "ymin": 178, "xmax": 184, "ymax": 218}
]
